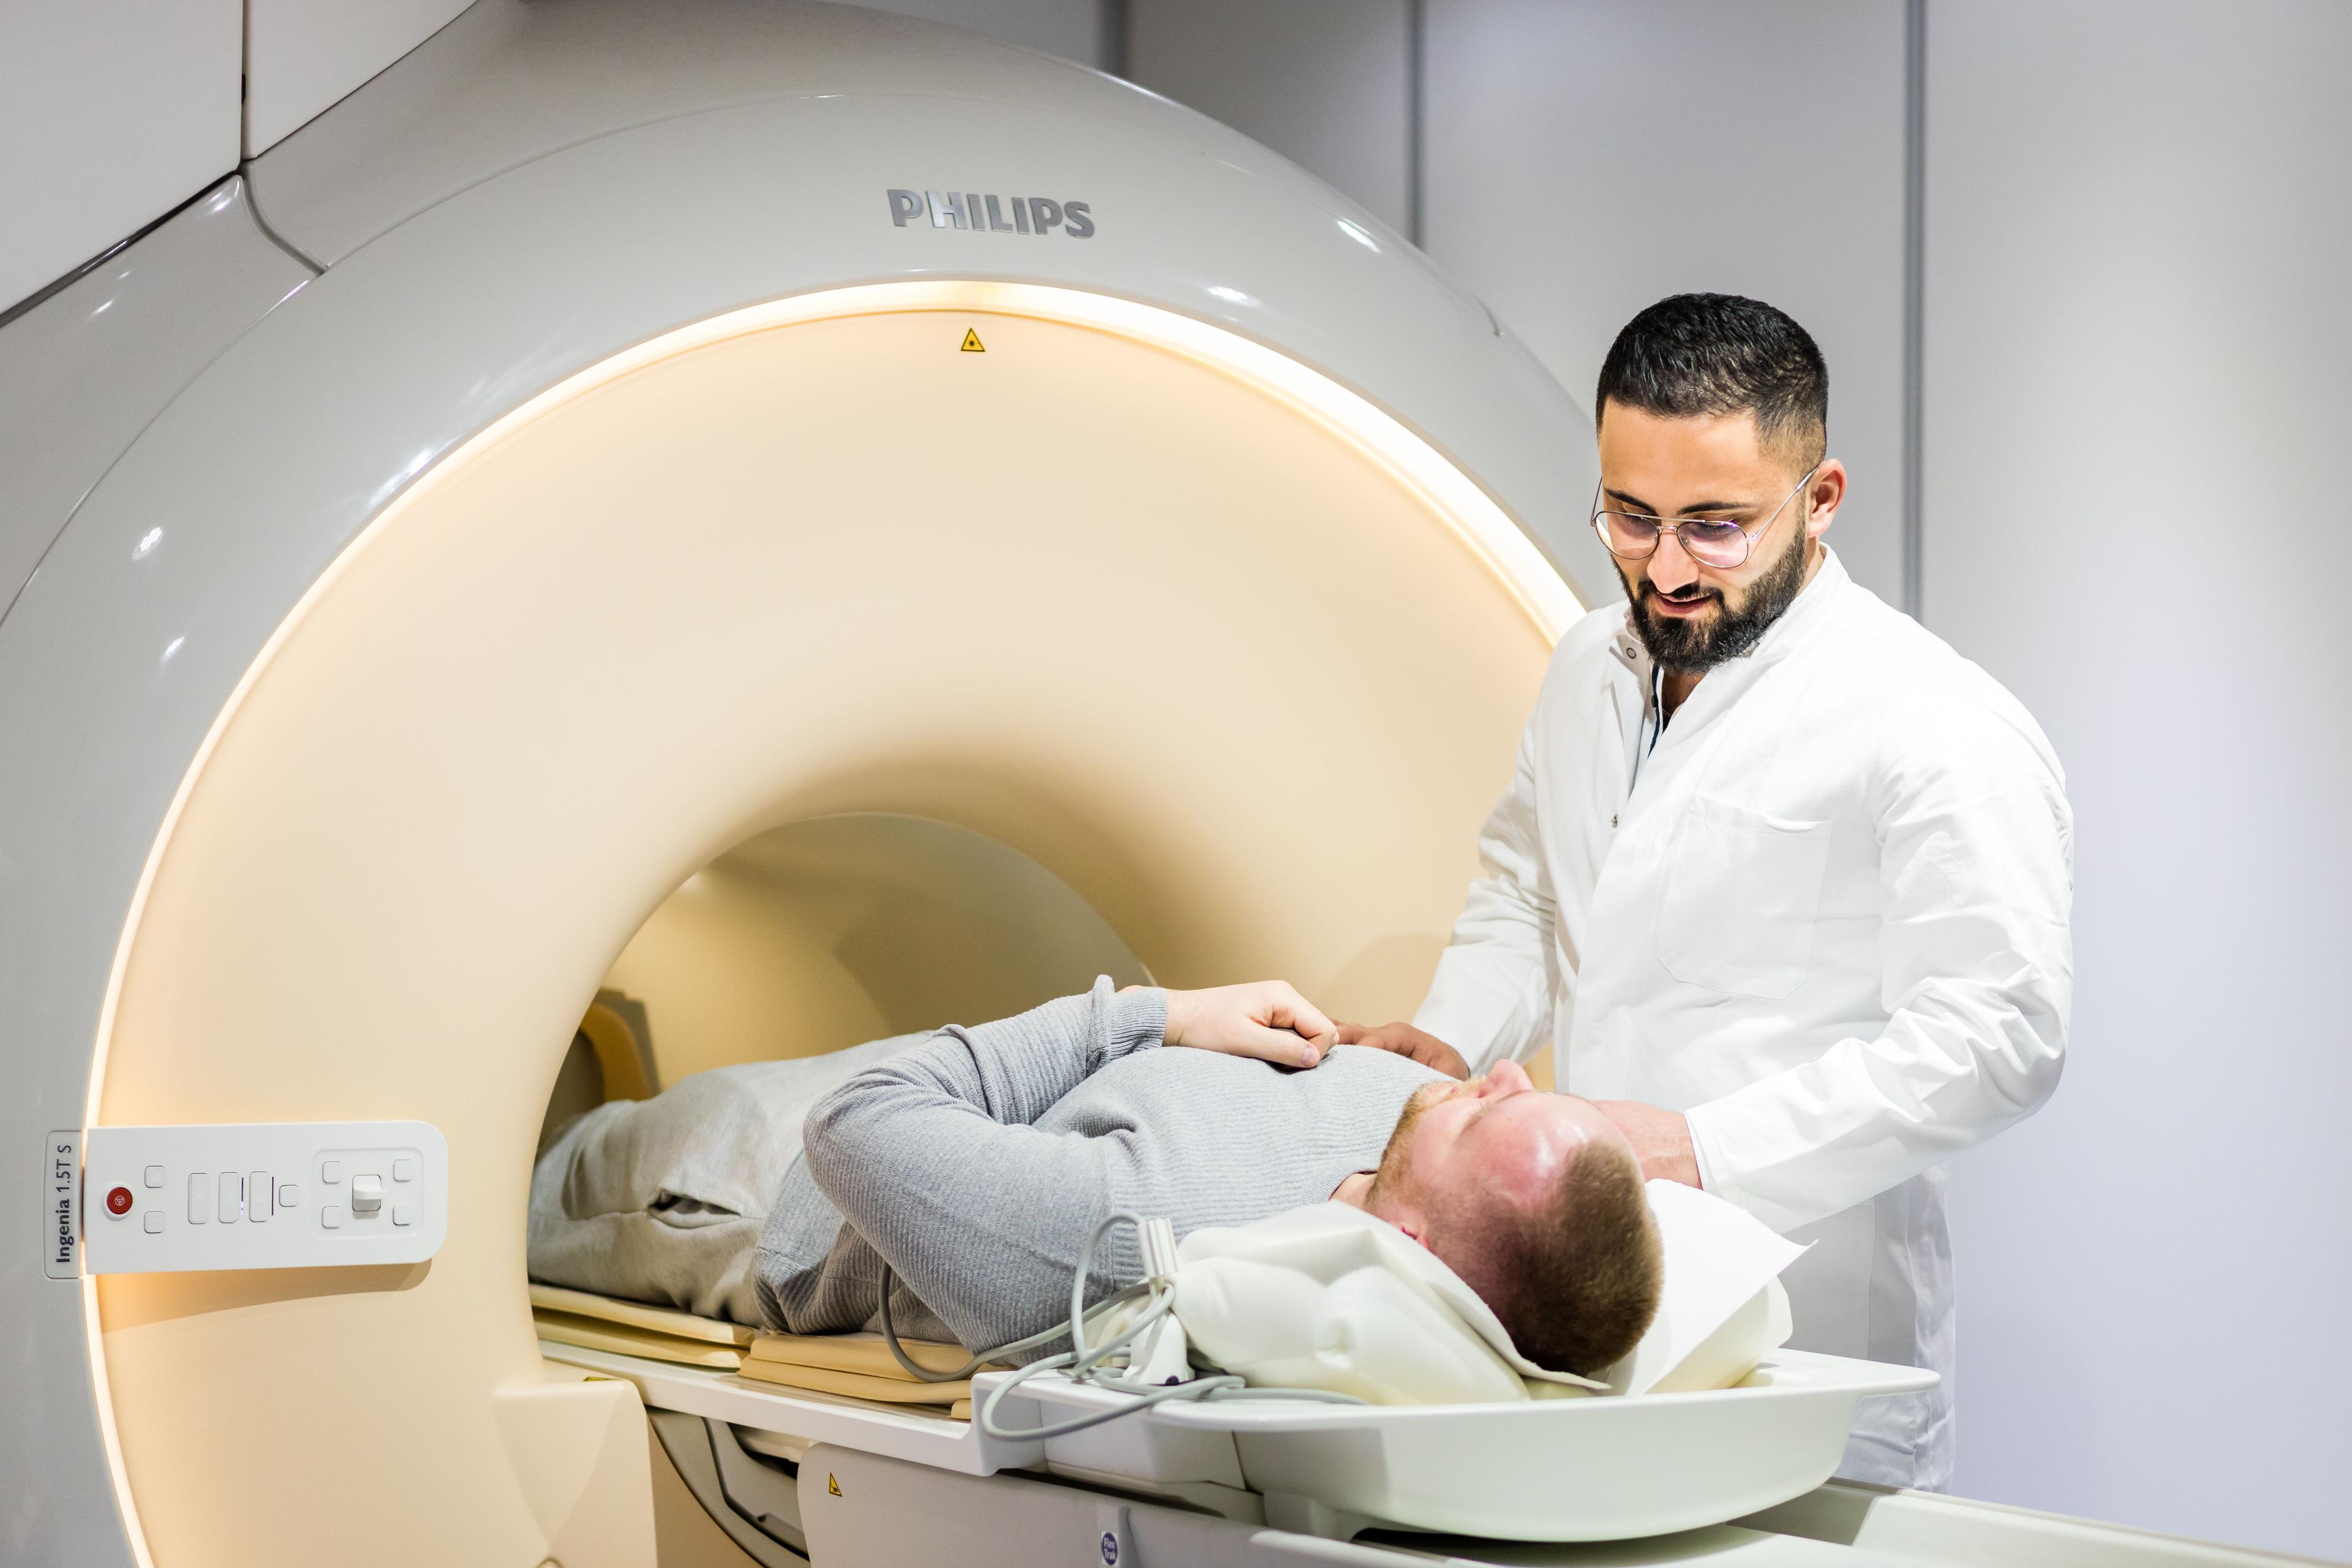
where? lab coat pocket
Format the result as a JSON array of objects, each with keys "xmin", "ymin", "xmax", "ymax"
[{"xmin": 1656, "ymin": 794, "xmax": 1832, "ymax": 998}]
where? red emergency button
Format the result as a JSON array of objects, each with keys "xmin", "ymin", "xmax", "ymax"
[{"xmin": 105, "ymin": 1185, "xmax": 134, "ymax": 1216}]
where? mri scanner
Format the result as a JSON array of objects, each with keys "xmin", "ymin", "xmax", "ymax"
[{"xmin": 0, "ymin": 5, "xmax": 2314, "ymax": 1566}]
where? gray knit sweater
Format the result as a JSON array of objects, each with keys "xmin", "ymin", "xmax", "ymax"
[{"xmin": 754, "ymin": 978, "xmax": 1441, "ymax": 1354}]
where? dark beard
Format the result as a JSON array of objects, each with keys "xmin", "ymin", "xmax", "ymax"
[{"xmin": 1619, "ymin": 527, "xmax": 1809, "ymax": 674}]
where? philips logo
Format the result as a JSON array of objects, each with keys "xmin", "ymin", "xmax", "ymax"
[{"xmin": 887, "ymin": 189, "xmax": 1095, "ymax": 239}]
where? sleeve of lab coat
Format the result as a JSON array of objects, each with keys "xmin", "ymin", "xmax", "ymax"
[
  {"xmin": 1413, "ymin": 709, "xmax": 1558, "ymax": 1074},
  {"xmin": 1683, "ymin": 698, "xmax": 2075, "ymax": 1234}
]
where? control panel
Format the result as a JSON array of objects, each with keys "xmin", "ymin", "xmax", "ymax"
[{"xmin": 71, "ymin": 1121, "xmax": 448, "ymax": 1276}]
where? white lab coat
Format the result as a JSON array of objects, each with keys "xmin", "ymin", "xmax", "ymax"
[{"xmin": 1415, "ymin": 549, "xmax": 2072, "ymax": 1489}]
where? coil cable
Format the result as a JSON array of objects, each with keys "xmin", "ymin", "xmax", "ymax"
[{"xmin": 879, "ymin": 1211, "xmax": 1363, "ymax": 1441}]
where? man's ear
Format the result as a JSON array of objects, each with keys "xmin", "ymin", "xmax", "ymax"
[
  {"xmin": 1385, "ymin": 1209, "xmax": 1432, "ymax": 1248},
  {"xmin": 1803, "ymin": 457, "xmax": 1847, "ymax": 540},
  {"xmin": 1362, "ymin": 1182, "xmax": 1433, "ymax": 1246}
]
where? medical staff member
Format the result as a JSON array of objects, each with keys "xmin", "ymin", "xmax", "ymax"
[{"xmin": 1341, "ymin": 293, "xmax": 2072, "ymax": 1489}]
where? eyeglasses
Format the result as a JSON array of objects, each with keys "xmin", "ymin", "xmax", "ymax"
[{"xmin": 1590, "ymin": 465, "xmax": 1820, "ymax": 570}]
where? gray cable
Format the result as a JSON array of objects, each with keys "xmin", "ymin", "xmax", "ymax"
[
  {"xmin": 874, "ymin": 1212, "xmax": 1363, "ymax": 1444},
  {"xmin": 877, "ymin": 1268, "xmax": 1148, "ymax": 1383}
]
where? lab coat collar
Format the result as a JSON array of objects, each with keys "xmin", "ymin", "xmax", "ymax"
[
  {"xmin": 1605, "ymin": 546, "xmax": 1853, "ymax": 778},
  {"xmin": 1605, "ymin": 545, "xmax": 1853, "ymax": 687}
]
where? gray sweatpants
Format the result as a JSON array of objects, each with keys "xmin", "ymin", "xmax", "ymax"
[{"xmin": 527, "ymin": 1032, "xmax": 926, "ymax": 1325}]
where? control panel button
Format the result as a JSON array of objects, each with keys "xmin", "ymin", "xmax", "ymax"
[{"xmin": 78, "ymin": 1120, "xmax": 445, "ymax": 1276}]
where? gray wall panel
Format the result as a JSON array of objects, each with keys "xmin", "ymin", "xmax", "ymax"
[
  {"xmin": 0, "ymin": 0, "xmax": 242, "ymax": 312},
  {"xmin": 1924, "ymin": 3, "xmax": 2352, "ymax": 1558},
  {"xmin": 1129, "ymin": 0, "xmax": 1414, "ymax": 235},
  {"xmin": 1422, "ymin": 0, "xmax": 1910, "ymax": 605},
  {"xmin": 867, "ymin": 0, "xmax": 1110, "ymax": 67}
]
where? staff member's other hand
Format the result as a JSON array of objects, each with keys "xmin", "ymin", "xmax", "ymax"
[
  {"xmin": 1159, "ymin": 981, "xmax": 1336, "ymax": 1069},
  {"xmin": 1330, "ymin": 1020, "xmax": 1472, "ymax": 1080},
  {"xmin": 1596, "ymin": 1101, "xmax": 1700, "ymax": 1188}
]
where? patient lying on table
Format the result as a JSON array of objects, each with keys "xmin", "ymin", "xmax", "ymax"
[{"xmin": 530, "ymin": 977, "xmax": 1662, "ymax": 1378}]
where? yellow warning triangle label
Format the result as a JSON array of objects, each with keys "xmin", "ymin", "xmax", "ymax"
[
  {"xmin": 960, "ymin": 328, "xmax": 986, "ymax": 353},
  {"xmin": 827, "ymin": 1473, "xmax": 843, "ymax": 1497}
]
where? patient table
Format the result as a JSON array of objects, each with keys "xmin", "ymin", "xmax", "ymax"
[{"xmin": 537, "ymin": 1290, "xmax": 2303, "ymax": 1568}]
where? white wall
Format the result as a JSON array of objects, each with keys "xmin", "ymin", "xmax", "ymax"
[
  {"xmin": 1422, "ymin": 0, "xmax": 1911, "ymax": 606},
  {"xmin": 1129, "ymin": 0, "xmax": 1414, "ymax": 235},
  {"xmin": 1923, "ymin": 3, "xmax": 2352, "ymax": 1557},
  {"xmin": 0, "ymin": 0, "xmax": 242, "ymax": 314}
]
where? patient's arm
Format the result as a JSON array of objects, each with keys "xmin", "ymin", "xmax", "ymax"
[
  {"xmin": 798, "ymin": 977, "xmax": 1167, "ymax": 1351},
  {"xmin": 813, "ymin": 978, "xmax": 1167, "ymax": 1138},
  {"xmin": 797, "ymin": 976, "xmax": 1341, "ymax": 1352}
]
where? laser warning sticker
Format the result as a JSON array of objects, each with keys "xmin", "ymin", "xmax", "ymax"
[
  {"xmin": 960, "ymin": 328, "xmax": 986, "ymax": 353},
  {"xmin": 827, "ymin": 1473, "xmax": 843, "ymax": 1497}
]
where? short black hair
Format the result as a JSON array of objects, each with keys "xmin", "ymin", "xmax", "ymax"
[{"xmin": 1595, "ymin": 293, "xmax": 1828, "ymax": 469}]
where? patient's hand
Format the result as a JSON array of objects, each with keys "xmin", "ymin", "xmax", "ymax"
[
  {"xmin": 1163, "ymin": 981, "xmax": 1336, "ymax": 1069},
  {"xmin": 1330, "ymin": 1021, "xmax": 1471, "ymax": 1080}
]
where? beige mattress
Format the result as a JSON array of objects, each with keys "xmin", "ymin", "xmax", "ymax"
[
  {"xmin": 746, "ymin": 1329, "xmax": 994, "ymax": 1378},
  {"xmin": 529, "ymin": 1282, "xmax": 753, "ymax": 1369},
  {"xmin": 530, "ymin": 1283, "xmax": 755, "ymax": 1345},
  {"xmin": 736, "ymin": 1358, "xmax": 973, "ymax": 1406},
  {"xmin": 530, "ymin": 1283, "xmax": 979, "ymax": 1420},
  {"xmin": 738, "ymin": 1330, "xmax": 1000, "ymax": 1411},
  {"xmin": 533, "ymin": 1308, "xmax": 747, "ymax": 1370}
]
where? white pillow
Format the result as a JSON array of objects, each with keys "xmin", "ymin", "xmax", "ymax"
[
  {"xmin": 1173, "ymin": 1203, "xmax": 1605, "ymax": 1403},
  {"xmin": 1604, "ymin": 1182, "xmax": 1804, "ymax": 1395},
  {"xmin": 1167, "ymin": 1184, "xmax": 1805, "ymax": 1405}
]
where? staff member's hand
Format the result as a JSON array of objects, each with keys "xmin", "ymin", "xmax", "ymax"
[
  {"xmin": 1330, "ymin": 1020, "xmax": 1472, "ymax": 1080},
  {"xmin": 1159, "ymin": 981, "xmax": 1335, "ymax": 1069},
  {"xmin": 1595, "ymin": 1100, "xmax": 1701, "ymax": 1188}
]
